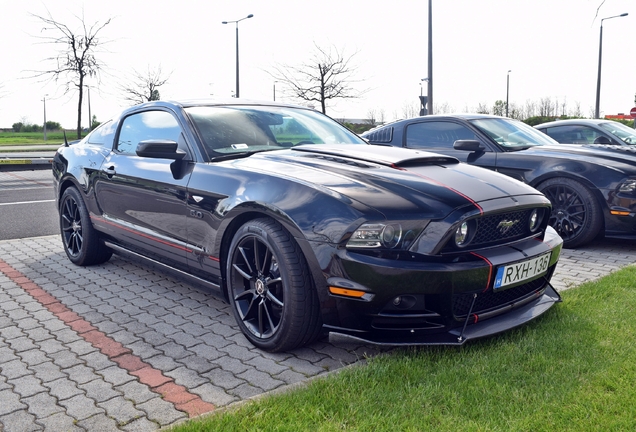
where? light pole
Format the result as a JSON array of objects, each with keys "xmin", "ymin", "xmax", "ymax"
[
  {"xmin": 595, "ymin": 12, "xmax": 628, "ymax": 119},
  {"xmin": 42, "ymin": 94, "xmax": 49, "ymax": 141},
  {"xmin": 506, "ymin": 70, "xmax": 511, "ymax": 117},
  {"xmin": 222, "ymin": 14, "xmax": 254, "ymax": 99},
  {"xmin": 273, "ymin": 81, "xmax": 277, "ymax": 101},
  {"xmin": 427, "ymin": 0, "xmax": 433, "ymax": 115}
]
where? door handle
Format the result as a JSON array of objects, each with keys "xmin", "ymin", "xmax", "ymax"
[{"xmin": 103, "ymin": 166, "xmax": 116, "ymax": 177}]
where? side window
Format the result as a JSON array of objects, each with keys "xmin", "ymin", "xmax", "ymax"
[
  {"xmin": 86, "ymin": 120, "xmax": 116, "ymax": 148},
  {"xmin": 117, "ymin": 110, "xmax": 182, "ymax": 155},
  {"xmin": 405, "ymin": 121, "xmax": 478, "ymax": 149},
  {"xmin": 544, "ymin": 125, "xmax": 594, "ymax": 144}
]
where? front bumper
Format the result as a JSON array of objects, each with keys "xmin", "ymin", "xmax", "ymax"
[
  {"xmin": 317, "ymin": 227, "xmax": 563, "ymax": 346},
  {"xmin": 328, "ymin": 284, "xmax": 560, "ymax": 346}
]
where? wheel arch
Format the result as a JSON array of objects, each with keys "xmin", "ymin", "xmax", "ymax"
[
  {"xmin": 216, "ymin": 205, "xmax": 328, "ymax": 304},
  {"xmin": 532, "ymin": 173, "xmax": 607, "ymax": 246},
  {"xmin": 529, "ymin": 171, "xmax": 608, "ymax": 220}
]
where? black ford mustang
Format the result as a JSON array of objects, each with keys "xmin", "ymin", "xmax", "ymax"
[
  {"xmin": 53, "ymin": 100, "xmax": 563, "ymax": 352},
  {"xmin": 363, "ymin": 114, "xmax": 636, "ymax": 248}
]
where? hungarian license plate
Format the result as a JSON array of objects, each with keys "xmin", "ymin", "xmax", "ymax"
[{"xmin": 494, "ymin": 252, "xmax": 551, "ymax": 290}]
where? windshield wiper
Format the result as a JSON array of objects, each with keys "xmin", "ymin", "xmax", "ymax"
[
  {"xmin": 209, "ymin": 151, "xmax": 258, "ymax": 162},
  {"xmin": 209, "ymin": 148, "xmax": 277, "ymax": 162}
]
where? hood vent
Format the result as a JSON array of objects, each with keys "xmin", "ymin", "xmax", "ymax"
[
  {"xmin": 292, "ymin": 144, "xmax": 459, "ymax": 167},
  {"xmin": 303, "ymin": 154, "xmax": 377, "ymax": 169}
]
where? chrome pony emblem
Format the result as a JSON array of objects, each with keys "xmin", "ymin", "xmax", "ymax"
[{"xmin": 497, "ymin": 219, "xmax": 519, "ymax": 234}]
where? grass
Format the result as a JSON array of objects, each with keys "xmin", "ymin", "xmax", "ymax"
[
  {"xmin": 170, "ymin": 266, "xmax": 636, "ymax": 431},
  {"xmin": 0, "ymin": 131, "xmax": 84, "ymax": 146}
]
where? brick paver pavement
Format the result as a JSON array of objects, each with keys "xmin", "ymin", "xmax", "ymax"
[{"xmin": 0, "ymin": 235, "xmax": 634, "ymax": 431}]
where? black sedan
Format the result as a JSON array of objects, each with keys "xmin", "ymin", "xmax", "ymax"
[
  {"xmin": 53, "ymin": 101, "xmax": 562, "ymax": 352},
  {"xmin": 363, "ymin": 114, "xmax": 636, "ymax": 248},
  {"xmin": 535, "ymin": 118, "xmax": 636, "ymax": 146}
]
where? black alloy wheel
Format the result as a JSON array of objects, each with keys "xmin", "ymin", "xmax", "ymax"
[
  {"xmin": 538, "ymin": 177, "xmax": 602, "ymax": 248},
  {"xmin": 59, "ymin": 187, "xmax": 112, "ymax": 266},
  {"xmin": 227, "ymin": 218, "xmax": 322, "ymax": 352}
]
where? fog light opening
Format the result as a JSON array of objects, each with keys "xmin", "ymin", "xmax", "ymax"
[{"xmin": 391, "ymin": 295, "xmax": 417, "ymax": 309}]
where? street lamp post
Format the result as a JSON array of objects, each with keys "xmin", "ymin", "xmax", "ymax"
[
  {"xmin": 427, "ymin": 0, "xmax": 433, "ymax": 115},
  {"xmin": 42, "ymin": 94, "xmax": 49, "ymax": 141},
  {"xmin": 506, "ymin": 70, "xmax": 511, "ymax": 117},
  {"xmin": 222, "ymin": 14, "xmax": 254, "ymax": 99},
  {"xmin": 595, "ymin": 12, "xmax": 628, "ymax": 119},
  {"xmin": 273, "ymin": 81, "xmax": 277, "ymax": 101}
]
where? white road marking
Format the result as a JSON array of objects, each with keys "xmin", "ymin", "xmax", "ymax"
[{"xmin": 0, "ymin": 199, "xmax": 56, "ymax": 206}]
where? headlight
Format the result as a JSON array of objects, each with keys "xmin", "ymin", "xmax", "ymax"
[
  {"xmin": 347, "ymin": 223, "xmax": 402, "ymax": 248},
  {"xmin": 346, "ymin": 221, "xmax": 427, "ymax": 250},
  {"xmin": 619, "ymin": 179, "xmax": 636, "ymax": 194}
]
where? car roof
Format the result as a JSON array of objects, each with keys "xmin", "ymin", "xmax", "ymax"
[
  {"xmin": 534, "ymin": 119, "xmax": 612, "ymax": 128},
  {"xmin": 363, "ymin": 113, "xmax": 513, "ymax": 133},
  {"xmin": 121, "ymin": 98, "xmax": 317, "ymax": 114}
]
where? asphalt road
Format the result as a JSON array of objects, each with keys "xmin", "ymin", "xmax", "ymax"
[{"xmin": 0, "ymin": 168, "xmax": 59, "ymax": 240}]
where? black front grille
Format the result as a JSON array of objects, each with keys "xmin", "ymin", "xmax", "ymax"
[
  {"xmin": 453, "ymin": 276, "xmax": 546, "ymax": 318},
  {"xmin": 472, "ymin": 209, "xmax": 532, "ymax": 246}
]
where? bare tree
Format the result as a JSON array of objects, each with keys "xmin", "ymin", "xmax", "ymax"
[
  {"xmin": 524, "ymin": 100, "xmax": 537, "ymax": 118},
  {"xmin": 121, "ymin": 65, "xmax": 172, "ymax": 105},
  {"xmin": 401, "ymin": 101, "xmax": 419, "ymax": 119},
  {"xmin": 539, "ymin": 97, "xmax": 555, "ymax": 117},
  {"xmin": 508, "ymin": 103, "xmax": 522, "ymax": 120},
  {"xmin": 434, "ymin": 102, "xmax": 454, "ymax": 114},
  {"xmin": 377, "ymin": 108, "xmax": 386, "ymax": 125},
  {"xmin": 269, "ymin": 43, "xmax": 366, "ymax": 114},
  {"xmin": 30, "ymin": 9, "xmax": 112, "ymax": 138},
  {"xmin": 476, "ymin": 103, "xmax": 490, "ymax": 114},
  {"xmin": 365, "ymin": 108, "xmax": 376, "ymax": 126},
  {"xmin": 559, "ymin": 97, "xmax": 568, "ymax": 117}
]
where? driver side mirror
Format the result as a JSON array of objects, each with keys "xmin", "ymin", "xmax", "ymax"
[
  {"xmin": 453, "ymin": 139, "xmax": 485, "ymax": 152},
  {"xmin": 136, "ymin": 140, "xmax": 187, "ymax": 160}
]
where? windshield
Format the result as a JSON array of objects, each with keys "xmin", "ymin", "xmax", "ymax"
[
  {"xmin": 599, "ymin": 122, "xmax": 636, "ymax": 145},
  {"xmin": 185, "ymin": 105, "xmax": 366, "ymax": 160},
  {"xmin": 470, "ymin": 118, "xmax": 558, "ymax": 148}
]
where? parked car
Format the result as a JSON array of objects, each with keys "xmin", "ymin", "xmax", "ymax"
[
  {"xmin": 362, "ymin": 114, "xmax": 636, "ymax": 248},
  {"xmin": 534, "ymin": 118, "xmax": 636, "ymax": 146},
  {"xmin": 53, "ymin": 101, "xmax": 563, "ymax": 352}
]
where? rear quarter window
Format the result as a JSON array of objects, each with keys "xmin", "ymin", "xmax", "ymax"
[{"xmin": 86, "ymin": 120, "xmax": 116, "ymax": 148}]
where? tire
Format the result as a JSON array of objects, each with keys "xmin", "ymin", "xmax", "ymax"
[
  {"xmin": 226, "ymin": 218, "xmax": 322, "ymax": 352},
  {"xmin": 537, "ymin": 177, "xmax": 603, "ymax": 248},
  {"xmin": 59, "ymin": 187, "xmax": 113, "ymax": 266}
]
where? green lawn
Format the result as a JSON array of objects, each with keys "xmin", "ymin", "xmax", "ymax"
[
  {"xmin": 170, "ymin": 266, "xmax": 636, "ymax": 431},
  {"xmin": 0, "ymin": 131, "xmax": 83, "ymax": 145}
]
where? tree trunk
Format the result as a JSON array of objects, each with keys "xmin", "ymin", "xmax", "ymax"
[{"xmin": 76, "ymin": 80, "xmax": 84, "ymax": 139}]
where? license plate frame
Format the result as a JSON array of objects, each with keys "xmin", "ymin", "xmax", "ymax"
[{"xmin": 494, "ymin": 252, "xmax": 551, "ymax": 290}]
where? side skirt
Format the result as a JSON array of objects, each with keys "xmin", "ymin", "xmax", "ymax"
[{"xmin": 103, "ymin": 240, "xmax": 223, "ymax": 297}]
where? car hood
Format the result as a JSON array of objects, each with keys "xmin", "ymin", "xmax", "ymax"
[
  {"xmin": 232, "ymin": 144, "xmax": 544, "ymax": 219},
  {"xmin": 522, "ymin": 144, "xmax": 636, "ymax": 170}
]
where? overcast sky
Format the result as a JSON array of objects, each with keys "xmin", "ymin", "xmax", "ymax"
[{"xmin": 1, "ymin": 0, "xmax": 634, "ymax": 129}]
